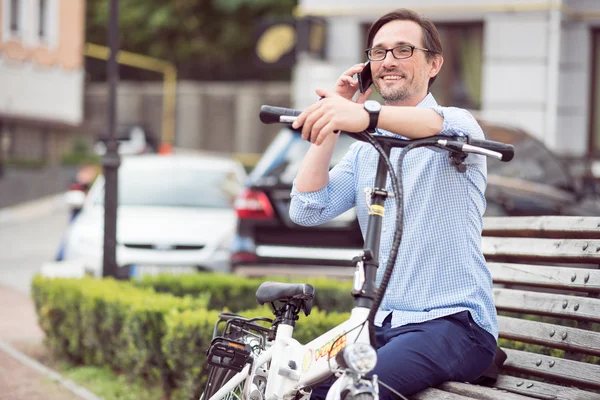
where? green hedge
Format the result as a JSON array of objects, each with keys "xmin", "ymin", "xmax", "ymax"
[
  {"xmin": 32, "ymin": 276, "xmax": 207, "ymax": 392},
  {"xmin": 133, "ymin": 272, "xmax": 355, "ymax": 313},
  {"xmin": 32, "ymin": 275, "xmax": 349, "ymax": 399},
  {"xmin": 33, "ymin": 273, "xmax": 600, "ymax": 399}
]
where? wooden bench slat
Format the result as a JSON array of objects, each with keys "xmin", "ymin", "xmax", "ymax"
[
  {"xmin": 439, "ymin": 216, "xmax": 600, "ymax": 398},
  {"xmin": 498, "ymin": 316, "xmax": 600, "ymax": 357},
  {"xmin": 438, "ymin": 381, "xmax": 535, "ymax": 399},
  {"xmin": 488, "ymin": 262, "xmax": 600, "ymax": 292},
  {"xmin": 493, "ymin": 375, "xmax": 600, "ymax": 400},
  {"xmin": 483, "ymin": 216, "xmax": 600, "ymax": 239},
  {"xmin": 494, "ymin": 288, "xmax": 600, "ymax": 323},
  {"xmin": 482, "ymin": 237, "xmax": 600, "ymax": 263},
  {"xmin": 501, "ymin": 348, "xmax": 600, "ymax": 389},
  {"xmin": 411, "ymin": 388, "xmax": 479, "ymax": 399}
]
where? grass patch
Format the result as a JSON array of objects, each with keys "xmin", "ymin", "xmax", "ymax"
[
  {"xmin": 11, "ymin": 341, "xmax": 165, "ymax": 400},
  {"xmin": 58, "ymin": 361, "xmax": 165, "ymax": 400}
]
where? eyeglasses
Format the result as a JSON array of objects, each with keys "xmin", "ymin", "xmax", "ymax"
[{"xmin": 365, "ymin": 44, "xmax": 432, "ymax": 61}]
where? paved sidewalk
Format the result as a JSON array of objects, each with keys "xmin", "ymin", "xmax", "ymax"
[
  {"xmin": 0, "ymin": 284, "xmax": 97, "ymax": 400},
  {"xmin": 0, "ymin": 192, "xmax": 67, "ymax": 226}
]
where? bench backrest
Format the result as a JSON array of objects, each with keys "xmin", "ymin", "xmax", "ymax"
[{"xmin": 481, "ymin": 216, "xmax": 600, "ymax": 400}]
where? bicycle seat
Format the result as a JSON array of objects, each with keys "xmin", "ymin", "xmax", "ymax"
[{"xmin": 256, "ymin": 282, "xmax": 315, "ymax": 315}]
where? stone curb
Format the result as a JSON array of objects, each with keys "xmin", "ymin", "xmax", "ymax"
[{"xmin": 0, "ymin": 340, "xmax": 103, "ymax": 400}]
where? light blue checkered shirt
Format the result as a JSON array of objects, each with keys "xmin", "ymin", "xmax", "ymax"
[{"xmin": 290, "ymin": 93, "xmax": 498, "ymax": 340}]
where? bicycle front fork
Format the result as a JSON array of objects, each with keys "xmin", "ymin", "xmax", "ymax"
[{"xmin": 325, "ymin": 373, "xmax": 379, "ymax": 400}]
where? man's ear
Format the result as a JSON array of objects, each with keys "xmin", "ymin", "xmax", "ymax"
[{"xmin": 429, "ymin": 54, "xmax": 443, "ymax": 79}]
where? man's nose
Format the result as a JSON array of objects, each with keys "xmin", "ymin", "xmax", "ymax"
[{"xmin": 381, "ymin": 51, "xmax": 398, "ymax": 68}]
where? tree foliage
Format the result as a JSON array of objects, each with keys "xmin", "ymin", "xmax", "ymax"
[{"xmin": 86, "ymin": 0, "xmax": 297, "ymax": 81}]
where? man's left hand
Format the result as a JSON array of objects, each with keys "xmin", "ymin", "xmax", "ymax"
[{"xmin": 292, "ymin": 88, "xmax": 370, "ymax": 145}]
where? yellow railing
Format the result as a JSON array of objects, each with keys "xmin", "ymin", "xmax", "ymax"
[{"xmin": 84, "ymin": 43, "xmax": 177, "ymax": 150}]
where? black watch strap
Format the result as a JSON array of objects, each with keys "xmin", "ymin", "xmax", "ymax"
[
  {"xmin": 364, "ymin": 101, "xmax": 380, "ymax": 131},
  {"xmin": 367, "ymin": 111, "xmax": 379, "ymax": 131}
]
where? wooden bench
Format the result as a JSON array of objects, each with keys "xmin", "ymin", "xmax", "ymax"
[
  {"xmin": 414, "ymin": 216, "xmax": 600, "ymax": 400},
  {"xmin": 235, "ymin": 216, "xmax": 600, "ymax": 399}
]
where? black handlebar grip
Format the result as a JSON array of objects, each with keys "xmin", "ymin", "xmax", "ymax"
[
  {"xmin": 259, "ymin": 105, "xmax": 302, "ymax": 124},
  {"xmin": 468, "ymin": 138, "xmax": 515, "ymax": 162}
]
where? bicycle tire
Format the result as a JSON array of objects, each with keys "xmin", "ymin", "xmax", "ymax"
[
  {"xmin": 203, "ymin": 313, "xmax": 272, "ymax": 400},
  {"xmin": 201, "ymin": 366, "xmax": 240, "ymax": 400},
  {"xmin": 342, "ymin": 393, "xmax": 375, "ymax": 400}
]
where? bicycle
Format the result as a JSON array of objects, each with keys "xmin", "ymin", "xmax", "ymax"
[{"xmin": 201, "ymin": 105, "xmax": 515, "ymax": 400}]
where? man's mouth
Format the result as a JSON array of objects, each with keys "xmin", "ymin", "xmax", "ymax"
[{"xmin": 380, "ymin": 74, "xmax": 405, "ymax": 81}]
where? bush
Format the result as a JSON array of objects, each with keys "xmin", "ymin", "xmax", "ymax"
[
  {"xmin": 162, "ymin": 308, "xmax": 222, "ymax": 400},
  {"xmin": 32, "ymin": 275, "xmax": 353, "ymax": 399},
  {"xmin": 134, "ymin": 272, "xmax": 355, "ymax": 313},
  {"xmin": 32, "ymin": 276, "xmax": 208, "ymax": 393},
  {"xmin": 61, "ymin": 135, "xmax": 101, "ymax": 166}
]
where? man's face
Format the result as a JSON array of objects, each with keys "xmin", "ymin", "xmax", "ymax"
[{"xmin": 370, "ymin": 20, "xmax": 438, "ymax": 105}]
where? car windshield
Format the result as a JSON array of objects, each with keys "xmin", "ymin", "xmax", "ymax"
[
  {"xmin": 250, "ymin": 128, "xmax": 355, "ymax": 184},
  {"xmin": 95, "ymin": 164, "xmax": 242, "ymax": 208}
]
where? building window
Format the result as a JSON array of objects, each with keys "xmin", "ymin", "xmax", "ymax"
[
  {"xmin": 590, "ymin": 29, "xmax": 600, "ymax": 156},
  {"xmin": 361, "ymin": 22, "xmax": 483, "ymax": 110},
  {"xmin": 431, "ymin": 23, "xmax": 483, "ymax": 110},
  {"xmin": 10, "ymin": 0, "xmax": 20, "ymax": 33},
  {"xmin": 38, "ymin": 0, "xmax": 48, "ymax": 39}
]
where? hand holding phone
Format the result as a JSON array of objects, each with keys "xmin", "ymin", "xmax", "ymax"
[{"xmin": 357, "ymin": 61, "xmax": 373, "ymax": 94}]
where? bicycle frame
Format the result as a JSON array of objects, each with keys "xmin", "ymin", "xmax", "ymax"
[{"xmin": 209, "ymin": 307, "xmax": 372, "ymax": 400}]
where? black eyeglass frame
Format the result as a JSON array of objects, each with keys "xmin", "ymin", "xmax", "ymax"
[{"xmin": 365, "ymin": 44, "xmax": 434, "ymax": 61}]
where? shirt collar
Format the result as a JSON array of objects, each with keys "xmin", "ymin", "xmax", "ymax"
[{"xmin": 416, "ymin": 92, "xmax": 438, "ymax": 108}]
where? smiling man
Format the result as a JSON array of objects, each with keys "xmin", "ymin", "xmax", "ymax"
[{"xmin": 289, "ymin": 8, "xmax": 498, "ymax": 399}]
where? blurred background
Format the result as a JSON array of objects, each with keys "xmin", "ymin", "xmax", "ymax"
[{"xmin": 2, "ymin": 0, "xmax": 600, "ymax": 287}]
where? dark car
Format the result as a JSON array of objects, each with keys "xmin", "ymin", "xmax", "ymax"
[
  {"xmin": 479, "ymin": 120, "xmax": 600, "ymax": 216},
  {"xmin": 230, "ymin": 122, "xmax": 600, "ymax": 272},
  {"xmin": 231, "ymin": 130, "xmax": 363, "ymax": 270}
]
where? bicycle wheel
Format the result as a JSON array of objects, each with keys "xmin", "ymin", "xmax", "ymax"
[
  {"xmin": 201, "ymin": 366, "xmax": 243, "ymax": 400},
  {"xmin": 202, "ymin": 313, "xmax": 272, "ymax": 400},
  {"xmin": 342, "ymin": 393, "xmax": 375, "ymax": 400}
]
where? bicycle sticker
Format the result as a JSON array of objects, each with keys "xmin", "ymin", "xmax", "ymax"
[
  {"xmin": 303, "ymin": 349, "xmax": 313, "ymax": 371},
  {"xmin": 315, "ymin": 333, "xmax": 347, "ymax": 361},
  {"xmin": 368, "ymin": 204, "xmax": 385, "ymax": 217}
]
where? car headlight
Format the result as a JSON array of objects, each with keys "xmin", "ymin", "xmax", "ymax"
[{"xmin": 335, "ymin": 343, "xmax": 378, "ymax": 374}]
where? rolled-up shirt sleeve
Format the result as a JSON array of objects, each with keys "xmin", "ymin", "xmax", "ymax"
[
  {"xmin": 289, "ymin": 142, "xmax": 360, "ymax": 226},
  {"xmin": 431, "ymin": 106, "xmax": 485, "ymax": 140}
]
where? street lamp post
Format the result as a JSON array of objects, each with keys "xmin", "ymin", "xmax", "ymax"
[
  {"xmin": 0, "ymin": 122, "xmax": 4, "ymax": 179},
  {"xmin": 102, "ymin": 0, "xmax": 120, "ymax": 278}
]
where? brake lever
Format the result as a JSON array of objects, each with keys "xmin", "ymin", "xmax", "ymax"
[
  {"xmin": 437, "ymin": 139, "xmax": 502, "ymax": 160},
  {"xmin": 280, "ymin": 115, "xmax": 297, "ymax": 124},
  {"xmin": 462, "ymin": 144, "xmax": 503, "ymax": 160}
]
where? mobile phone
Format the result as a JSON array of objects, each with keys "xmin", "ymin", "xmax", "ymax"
[{"xmin": 357, "ymin": 61, "xmax": 373, "ymax": 94}]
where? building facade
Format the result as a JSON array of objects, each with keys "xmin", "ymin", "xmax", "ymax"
[
  {"xmin": 293, "ymin": 0, "xmax": 600, "ymax": 165},
  {"xmin": 0, "ymin": 0, "xmax": 85, "ymax": 165}
]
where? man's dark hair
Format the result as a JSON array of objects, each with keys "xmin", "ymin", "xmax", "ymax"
[{"xmin": 366, "ymin": 8, "xmax": 443, "ymax": 88}]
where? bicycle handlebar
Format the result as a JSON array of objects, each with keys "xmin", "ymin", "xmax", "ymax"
[
  {"xmin": 259, "ymin": 105, "xmax": 515, "ymax": 162},
  {"xmin": 259, "ymin": 105, "xmax": 302, "ymax": 124}
]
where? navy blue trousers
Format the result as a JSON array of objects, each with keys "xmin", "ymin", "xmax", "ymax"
[{"xmin": 311, "ymin": 311, "xmax": 496, "ymax": 399}]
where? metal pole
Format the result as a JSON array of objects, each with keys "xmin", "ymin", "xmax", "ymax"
[
  {"xmin": 102, "ymin": 0, "xmax": 120, "ymax": 278},
  {"xmin": 0, "ymin": 122, "xmax": 4, "ymax": 179}
]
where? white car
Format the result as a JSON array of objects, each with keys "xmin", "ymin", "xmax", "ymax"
[{"xmin": 61, "ymin": 153, "xmax": 247, "ymax": 278}]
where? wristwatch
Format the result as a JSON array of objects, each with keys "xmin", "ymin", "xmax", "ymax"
[{"xmin": 363, "ymin": 100, "xmax": 381, "ymax": 131}]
